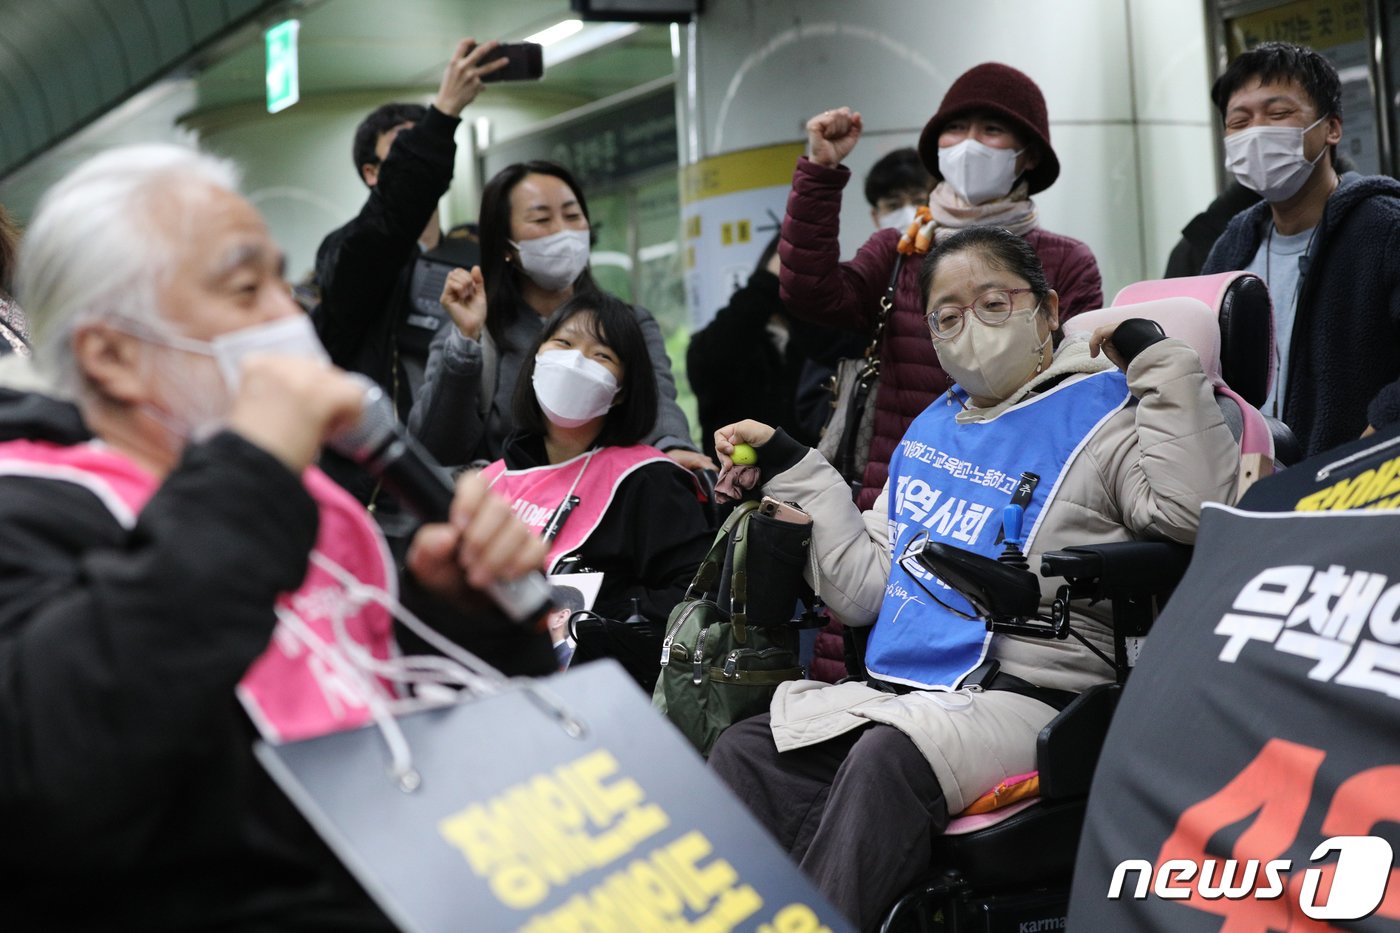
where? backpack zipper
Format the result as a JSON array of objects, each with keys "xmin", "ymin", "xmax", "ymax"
[
  {"xmin": 659, "ymin": 600, "xmax": 709, "ymax": 666},
  {"xmin": 692, "ymin": 625, "xmax": 710, "ymax": 685},
  {"xmin": 723, "ymin": 647, "xmax": 792, "ymax": 679}
]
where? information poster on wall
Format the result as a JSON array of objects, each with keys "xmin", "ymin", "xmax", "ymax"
[
  {"xmin": 1227, "ymin": 0, "xmax": 1380, "ymax": 175},
  {"xmin": 681, "ymin": 141, "xmax": 804, "ymax": 330}
]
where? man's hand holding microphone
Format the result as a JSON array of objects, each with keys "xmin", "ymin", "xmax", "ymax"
[{"xmin": 226, "ymin": 353, "xmax": 551, "ymax": 624}]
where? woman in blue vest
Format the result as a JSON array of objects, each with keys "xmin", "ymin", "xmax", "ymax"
[
  {"xmin": 707, "ymin": 226, "xmax": 1240, "ymax": 930},
  {"xmin": 464, "ymin": 291, "xmax": 711, "ymax": 688}
]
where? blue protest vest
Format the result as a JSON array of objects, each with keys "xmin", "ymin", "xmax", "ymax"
[{"xmin": 865, "ymin": 370, "xmax": 1132, "ymax": 690}]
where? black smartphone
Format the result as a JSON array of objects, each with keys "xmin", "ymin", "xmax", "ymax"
[{"xmin": 478, "ymin": 42, "xmax": 544, "ymax": 82}]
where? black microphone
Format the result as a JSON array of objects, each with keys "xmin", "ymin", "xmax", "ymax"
[{"xmin": 330, "ymin": 380, "xmax": 555, "ymax": 627}]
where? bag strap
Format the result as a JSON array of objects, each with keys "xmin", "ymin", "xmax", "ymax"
[
  {"xmin": 835, "ymin": 368, "xmax": 876, "ymax": 481},
  {"xmin": 860, "ymin": 252, "xmax": 905, "ymax": 380},
  {"xmin": 684, "ymin": 500, "xmax": 760, "ymax": 602},
  {"xmin": 729, "ymin": 507, "xmax": 753, "ymax": 642},
  {"xmin": 833, "ymin": 253, "xmax": 904, "ymax": 485}
]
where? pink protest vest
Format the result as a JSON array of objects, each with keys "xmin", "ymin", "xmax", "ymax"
[
  {"xmin": 480, "ymin": 444, "xmax": 682, "ymax": 571},
  {"xmin": 0, "ymin": 438, "xmax": 398, "ymax": 743}
]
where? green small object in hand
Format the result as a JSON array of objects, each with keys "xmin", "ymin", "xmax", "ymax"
[{"xmin": 731, "ymin": 443, "xmax": 758, "ymax": 465}]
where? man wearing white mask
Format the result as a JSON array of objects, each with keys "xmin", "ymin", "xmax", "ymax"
[
  {"xmin": 1202, "ymin": 42, "xmax": 1400, "ymax": 457},
  {"xmin": 864, "ymin": 147, "xmax": 933, "ymax": 232},
  {"xmin": 780, "ymin": 63, "xmax": 1104, "ymax": 514},
  {"xmin": 0, "ymin": 143, "xmax": 555, "ymax": 929}
]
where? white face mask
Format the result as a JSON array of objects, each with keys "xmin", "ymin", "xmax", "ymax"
[
  {"xmin": 512, "ymin": 229, "xmax": 591, "ymax": 292},
  {"xmin": 532, "ymin": 348, "xmax": 619, "ymax": 428},
  {"xmin": 935, "ymin": 306, "xmax": 1050, "ymax": 402},
  {"xmin": 134, "ymin": 313, "xmax": 329, "ymax": 437},
  {"xmin": 1224, "ymin": 116, "xmax": 1326, "ymax": 203},
  {"xmin": 877, "ymin": 204, "xmax": 918, "ymax": 231},
  {"xmin": 937, "ymin": 138, "xmax": 1024, "ymax": 205}
]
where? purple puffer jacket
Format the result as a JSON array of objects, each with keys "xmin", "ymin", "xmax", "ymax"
[
  {"xmin": 778, "ymin": 156, "xmax": 1104, "ymax": 512},
  {"xmin": 780, "ymin": 157, "xmax": 1104, "ymax": 684}
]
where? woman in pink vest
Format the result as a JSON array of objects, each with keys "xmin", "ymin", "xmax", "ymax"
[{"xmin": 476, "ymin": 291, "xmax": 712, "ymax": 686}]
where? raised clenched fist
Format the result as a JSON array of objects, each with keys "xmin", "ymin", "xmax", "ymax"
[{"xmin": 806, "ymin": 107, "xmax": 864, "ymax": 169}]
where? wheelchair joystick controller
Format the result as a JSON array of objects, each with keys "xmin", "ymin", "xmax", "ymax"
[{"xmin": 998, "ymin": 504, "xmax": 1030, "ymax": 570}]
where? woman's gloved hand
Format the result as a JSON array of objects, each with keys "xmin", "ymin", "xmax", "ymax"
[
  {"xmin": 712, "ymin": 420, "xmax": 775, "ymax": 504},
  {"xmin": 714, "ymin": 419, "xmax": 777, "ymax": 474}
]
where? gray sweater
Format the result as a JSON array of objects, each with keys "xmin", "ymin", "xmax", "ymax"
[{"xmin": 407, "ymin": 299, "xmax": 694, "ymax": 465}]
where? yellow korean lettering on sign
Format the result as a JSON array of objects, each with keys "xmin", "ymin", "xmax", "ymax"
[
  {"xmin": 1226, "ymin": 0, "xmax": 1366, "ymax": 56},
  {"xmin": 1295, "ymin": 455, "xmax": 1400, "ymax": 511},
  {"xmin": 438, "ymin": 749, "xmax": 833, "ymax": 931}
]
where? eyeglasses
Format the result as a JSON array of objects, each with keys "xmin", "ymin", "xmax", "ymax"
[{"xmin": 926, "ymin": 288, "xmax": 1036, "ymax": 340}]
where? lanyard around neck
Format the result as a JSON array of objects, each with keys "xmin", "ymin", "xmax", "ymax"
[{"xmin": 1264, "ymin": 220, "xmax": 1321, "ymax": 419}]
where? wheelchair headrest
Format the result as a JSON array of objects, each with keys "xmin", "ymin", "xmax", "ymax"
[
  {"xmin": 1063, "ymin": 297, "xmax": 1222, "ymax": 385},
  {"xmin": 1111, "ymin": 272, "xmax": 1273, "ymax": 408}
]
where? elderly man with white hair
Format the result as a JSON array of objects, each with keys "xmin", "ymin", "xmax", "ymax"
[{"xmin": 0, "ymin": 144, "xmax": 555, "ymax": 929}]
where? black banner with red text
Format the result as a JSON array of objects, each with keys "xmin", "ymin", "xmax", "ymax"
[{"xmin": 1068, "ymin": 486, "xmax": 1400, "ymax": 929}]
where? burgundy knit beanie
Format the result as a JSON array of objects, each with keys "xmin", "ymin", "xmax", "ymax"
[{"xmin": 917, "ymin": 62, "xmax": 1060, "ymax": 195}]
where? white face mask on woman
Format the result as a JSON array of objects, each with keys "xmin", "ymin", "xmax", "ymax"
[
  {"xmin": 512, "ymin": 229, "xmax": 591, "ymax": 292},
  {"xmin": 936, "ymin": 306, "xmax": 1050, "ymax": 402},
  {"xmin": 1223, "ymin": 116, "xmax": 1326, "ymax": 203},
  {"xmin": 937, "ymin": 138, "xmax": 1024, "ymax": 205},
  {"xmin": 532, "ymin": 348, "xmax": 619, "ymax": 428}
]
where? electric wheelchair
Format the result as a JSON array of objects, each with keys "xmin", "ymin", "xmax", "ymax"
[{"xmin": 872, "ymin": 273, "xmax": 1297, "ymax": 932}]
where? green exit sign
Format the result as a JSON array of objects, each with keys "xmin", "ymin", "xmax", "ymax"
[{"xmin": 265, "ymin": 19, "xmax": 300, "ymax": 114}]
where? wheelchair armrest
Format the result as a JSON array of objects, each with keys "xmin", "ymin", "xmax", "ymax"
[
  {"xmin": 1040, "ymin": 540, "xmax": 1191, "ymax": 597},
  {"xmin": 1036, "ymin": 682, "xmax": 1121, "ymax": 800},
  {"xmin": 911, "ymin": 541, "xmax": 1042, "ymax": 621}
]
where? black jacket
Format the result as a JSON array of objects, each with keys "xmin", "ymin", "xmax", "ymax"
[
  {"xmin": 313, "ymin": 105, "xmax": 459, "ymax": 508},
  {"xmin": 498, "ymin": 434, "xmax": 711, "ymax": 628},
  {"xmin": 1202, "ymin": 173, "xmax": 1400, "ymax": 456},
  {"xmin": 0, "ymin": 391, "xmax": 552, "ymax": 930},
  {"xmin": 1164, "ymin": 181, "xmax": 1261, "ymax": 279},
  {"xmin": 687, "ymin": 270, "xmax": 822, "ymax": 458},
  {"xmin": 313, "ymin": 105, "xmax": 458, "ymax": 413}
]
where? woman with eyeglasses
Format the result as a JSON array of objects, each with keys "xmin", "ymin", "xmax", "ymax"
[{"xmin": 706, "ymin": 225, "xmax": 1239, "ymax": 931}]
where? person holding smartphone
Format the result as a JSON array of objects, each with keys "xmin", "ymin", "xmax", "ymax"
[{"xmin": 311, "ymin": 38, "xmax": 507, "ymax": 547}]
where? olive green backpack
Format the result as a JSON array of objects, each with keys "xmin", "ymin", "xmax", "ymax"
[{"xmin": 651, "ymin": 501, "xmax": 807, "ymax": 757}]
